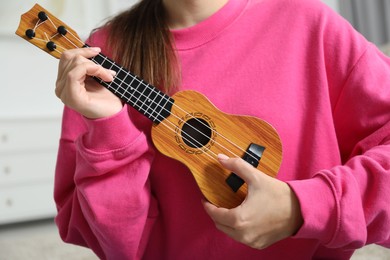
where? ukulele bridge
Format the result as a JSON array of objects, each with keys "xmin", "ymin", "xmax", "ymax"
[{"xmin": 225, "ymin": 143, "xmax": 265, "ymax": 193}]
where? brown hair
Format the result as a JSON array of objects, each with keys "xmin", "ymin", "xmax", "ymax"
[{"xmin": 105, "ymin": 0, "xmax": 180, "ymax": 93}]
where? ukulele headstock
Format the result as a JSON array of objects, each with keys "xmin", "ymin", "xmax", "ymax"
[{"xmin": 15, "ymin": 4, "xmax": 84, "ymax": 59}]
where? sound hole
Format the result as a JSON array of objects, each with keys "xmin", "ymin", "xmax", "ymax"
[{"xmin": 182, "ymin": 118, "xmax": 211, "ymax": 148}]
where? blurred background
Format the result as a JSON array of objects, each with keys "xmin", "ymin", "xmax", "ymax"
[{"xmin": 0, "ymin": 0, "xmax": 389, "ymax": 259}]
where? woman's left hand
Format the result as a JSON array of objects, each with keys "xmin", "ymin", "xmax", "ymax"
[{"xmin": 203, "ymin": 154, "xmax": 303, "ymax": 249}]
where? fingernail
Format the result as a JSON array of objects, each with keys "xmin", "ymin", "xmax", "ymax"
[
  {"xmin": 90, "ymin": 47, "xmax": 101, "ymax": 52},
  {"xmin": 217, "ymin": 154, "xmax": 229, "ymax": 160},
  {"xmin": 109, "ymin": 70, "xmax": 116, "ymax": 76}
]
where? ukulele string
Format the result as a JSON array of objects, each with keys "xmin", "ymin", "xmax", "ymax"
[
  {"xmin": 32, "ymin": 18, "xmax": 216, "ymax": 157},
  {"xmin": 52, "ymin": 25, "xmax": 251, "ymax": 161},
  {"xmin": 102, "ymin": 68, "xmax": 220, "ymax": 159},
  {"xmin": 40, "ymin": 16, "xmax": 245, "ymax": 160},
  {"xmin": 39, "ymin": 17, "xmax": 248, "ymax": 162},
  {"xmin": 41, "ymin": 41, "xmax": 220, "ymax": 160},
  {"xmin": 98, "ymin": 58, "xmax": 222, "ymax": 158},
  {"xmin": 87, "ymin": 53, "xmax": 254, "ymax": 162},
  {"xmin": 47, "ymin": 15, "xmax": 57, "ymax": 29},
  {"xmin": 95, "ymin": 54, "xmax": 262, "ymax": 163},
  {"xmin": 100, "ymin": 59, "xmax": 250, "ymax": 161},
  {"xmin": 44, "ymin": 32, "xmax": 50, "ymax": 42},
  {"xmin": 38, "ymin": 15, "xmax": 262, "ymax": 164},
  {"xmin": 50, "ymin": 29, "xmax": 247, "ymax": 162},
  {"xmin": 33, "ymin": 18, "xmax": 46, "ymax": 32},
  {"xmin": 30, "ymin": 32, "xmax": 220, "ymax": 161}
]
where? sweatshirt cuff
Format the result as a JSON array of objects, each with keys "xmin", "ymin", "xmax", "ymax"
[
  {"xmin": 287, "ymin": 174, "xmax": 339, "ymax": 245},
  {"xmin": 81, "ymin": 105, "xmax": 142, "ymax": 152}
]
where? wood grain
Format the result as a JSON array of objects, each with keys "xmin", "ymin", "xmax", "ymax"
[
  {"xmin": 16, "ymin": 4, "xmax": 283, "ymax": 209},
  {"xmin": 152, "ymin": 91, "xmax": 282, "ymax": 208},
  {"xmin": 16, "ymin": 4, "xmax": 83, "ymax": 60}
]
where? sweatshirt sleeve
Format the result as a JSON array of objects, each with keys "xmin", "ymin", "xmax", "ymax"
[
  {"xmin": 288, "ymin": 26, "xmax": 390, "ymax": 249},
  {"xmin": 53, "ymin": 105, "xmax": 158, "ymax": 259},
  {"xmin": 53, "ymin": 28, "xmax": 159, "ymax": 259},
  {"xmin": 54, "ymin": 106, "xmax": 158, "ymax": 259}
]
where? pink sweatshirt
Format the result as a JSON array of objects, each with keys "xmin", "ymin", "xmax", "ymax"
[{"xmin": 54, "ymin": 0, "xmax": 390, "ymax": 259}]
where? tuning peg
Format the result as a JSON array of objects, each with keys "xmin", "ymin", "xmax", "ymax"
[
  {"xmin": 57, "ymin": 26, "xmax": 67, "ymax": 36},
  {"xmin": 25, "ymin": 29, "xmax": 35, "ymax": 39},
  {"xmin": 38, "ymin": 11, "xmax": 48, "ymax": 21},
  {"xmin": 46, "ymin": 41, "xmax": 56, "ymax": 51}
]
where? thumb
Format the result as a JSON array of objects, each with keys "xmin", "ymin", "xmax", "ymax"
[{"xmin": 218, "ymin": 154, "xmax": 258, "ymax": 185}]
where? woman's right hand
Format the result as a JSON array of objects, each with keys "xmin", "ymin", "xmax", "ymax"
[{"xmin": 55, "ymin": 47, "xmax": 123, "ymax": 119}]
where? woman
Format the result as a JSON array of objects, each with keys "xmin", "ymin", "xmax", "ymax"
[{"xmin": 54, "ymin": 0, "xmax": 390, "ymax": 259}]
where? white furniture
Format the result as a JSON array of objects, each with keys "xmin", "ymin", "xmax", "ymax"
[
  {"xmin": 0, "ymin": 0, "xmax": 137, "ymax": 225},
  {"xmin": 0, "ymin": 117, "xmax": 61, "ymax": 224},
  {"xmin": 0, "ymin": 34, "xmax": 62, "ymax": 224}
]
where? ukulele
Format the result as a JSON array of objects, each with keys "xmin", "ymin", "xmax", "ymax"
[{"xmin": 16, "ymin": 4, "xmax": 282, "ymax": 209}]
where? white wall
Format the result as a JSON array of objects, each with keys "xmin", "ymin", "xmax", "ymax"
[
  {"xmin": 0, "ymin": 0, "xmax": 139, "ymax": 225},
  {"xmin": 322, "ymin": 0, "xmax": 339, "ymax": 12},
  {"xmin": 2, "ymin": 0, "xmax": 342, "ymax": 119},
  {"xmin": 1, "ymin": 0, "xmax": 137, "ymax": 118}
]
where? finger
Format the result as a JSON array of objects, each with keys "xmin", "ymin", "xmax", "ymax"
[
  {"xmin": 217, "ymin": 154, "xmax": 258, "ymax": 185},
  {"xmin": 85, "ymin": 63, "xmax": 116, "ymax": 82},
  {"xmin": 68, "ymin": 61, "xmax": 115, "ymax": 83},
  {"xmin": 203, "ymin": 200, "xmax": 238, "ymax": 227},
  {"xmin": 79, "ymin": 47, "xmax": 117, "ymax": 82},
  {"xmin": 61, "ymin": 46, "xmax": 101, "ymax": 60},
  {"xmin": 57, "ymin": 47, "xmax": 103, "ymax": 86},
  {"xmin": 203, "ymin": 200, "xmax": 248, "ymax": 243},
  {"xmin": 56, "ymin": 63, "xmax": 113, "ymax": 99},
  {"xmin": 214, "ymin": 222, "xmax": 237, "ymax": 238}
]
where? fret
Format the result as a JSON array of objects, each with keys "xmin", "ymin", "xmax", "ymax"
[
  {"xmin": 121, "ymin": 89, "xmax": 134, "ymax": 105},
  {"xmin": 133, "ymin": 81, "xmax": 153, "ymax": 110},
  {"xmin": 89, "ymin": 50, "xmax": 173, "ymax": 123},
  {"xmin": 91, "ymin": 54, "xmax": 105, "ymax": 66},
  {"xmin": 102, "ymin": 58, "xmax": 114, "ymax": 71},
  {"xmin": 154, "ymin": 95, "xmax": 172, "ymax": 123},
  {"xmin": 138, "ymin": 84, "xmax": 153, "ymax": 113},
  {"xmin": 116, "ymin": 69, "xmax": 129, "ymax": 83},
  {"xmin": 124, "ymin": 77, "xmax": 140, "ymax": 105},
  {"xmin": 112, "ymin": 77, "xmax": 127, "ymax": 96},
  {"xmin": 99, "ymin": 56, "xmax": 119, "ymax": 93},
  {"xmin": 143, "ymin": 88, "xmax": 160, "ymax": 118},
  {"xmin": 114, "ymin": 69, "xmax": 136, "ymax": 98},
  {"xmin": 121, "ymin": 76, "xmax": 136, "ymax": 100},
  {"xmin": 151, "ymin": 93, "xmax": 165, "ymax": 121},
  {"xmin": 132, "ymin": 79, "xmax": 147, "ymax": 109}
]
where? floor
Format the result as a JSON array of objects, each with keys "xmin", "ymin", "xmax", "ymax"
[
  {"xmin": 0, "ymin": 219, "xmax": 96, "ymax": 260},
  {"xmin": 0, "ymin": 219, "xmax": 389, "ymax": 259}
]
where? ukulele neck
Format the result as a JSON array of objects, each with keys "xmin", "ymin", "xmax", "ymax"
[
  {"xmin": 89, "ymin": 45, "xmax": 174, "ymax": 124},
  {"xmin": 15, "ymin": 3, "xmax": 173, "ymax": 124}
]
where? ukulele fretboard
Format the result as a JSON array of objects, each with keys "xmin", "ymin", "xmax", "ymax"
[{"xmin": 90, "ymin": 50, "xmax": 174, "ymax": 124}]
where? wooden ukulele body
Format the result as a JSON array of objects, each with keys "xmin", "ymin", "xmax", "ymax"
[
  {"xmin": 16, "ymin": 4, "xmax": 283, "ymax": 209},
  {"xmin": 152, "ymin": 90, "xmax": 282, "ymax": 208}
]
